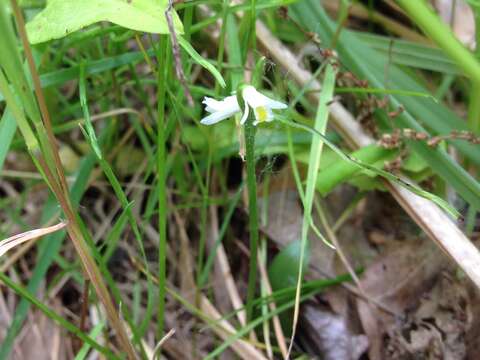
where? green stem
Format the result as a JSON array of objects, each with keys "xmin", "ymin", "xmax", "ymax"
[
  {"xmin": 0, "ymin": 69, "xmax": 38, "ymax": 152},
  {"xmin": 244, "ymin": 112, "xmax": 259, "ymax": 324},
  {"xmin": 156, "ymin": 35, "xmax": 169, "ymax": 338},
  {"xmin": 468, "ymin": 81, "xmax": 480, "ymax": 134},
  {"xmin": 250, "ymin": 0, "xmax": 257, "ymax": 52},
  {"xmin": 215, "ymin": 0, "xmax": 230, "ymax": 94},
  {"xmin": 396, "ymin": 0, "xmax": 480, "ymax": 82},
  {"xmin": 196, "ymin": 154, "xmax": 211, "ymax": 286},
  {"xmin": 470, "ymin": 7, "xmax": 480, "ymax": 135}
]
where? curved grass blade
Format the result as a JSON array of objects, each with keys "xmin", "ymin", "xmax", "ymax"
[
  {"xmin": 287, "ymin": 62, "xmax": 336, "ymax": 357},
  {"xmin": 278, "ymin": 117, "xmax": 461, "ymax": 219},
  {"xmin": 178, "ymin": 36, "xmax": 226, "ymax": 88}
]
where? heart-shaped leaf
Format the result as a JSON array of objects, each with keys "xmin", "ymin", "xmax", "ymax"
[
  {"xmin": 268, "ymin": 240, "xmax": 311, "ymax": 292},
  {"xmin": 26, "ymin": 0, "xmax": 183, "ymax": 44}
]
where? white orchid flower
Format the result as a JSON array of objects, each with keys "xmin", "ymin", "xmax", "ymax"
[
  {"xmin": 200, "ymin": 85, "xmax": 287, "ymax": 126},
  {"xmin": 239, "ymin": 85, "xmax": 288, "ymax": 125}
]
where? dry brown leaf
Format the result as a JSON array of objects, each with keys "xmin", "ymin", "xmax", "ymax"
[
  {"xmin": 356, "ymin": 240, "xmax": 449, "ymax": 359},
  {"xmin": 386, "ymin": 274, "xmax": 473, "ymax": 359}
]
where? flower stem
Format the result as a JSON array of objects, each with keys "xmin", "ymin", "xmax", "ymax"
[
  {"xmin": 156, "ymin": 34, "xmax": 169, "ymax": 339},
  {"xmin": 250, "ymin": 0, "xmax": 256, "ymax": 52},
  {"xmin": 244, "ymin": 112, "xmax": 259, "ymax": 324}
]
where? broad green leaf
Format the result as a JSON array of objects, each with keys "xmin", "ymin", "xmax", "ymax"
[
  {"xmin": 316, "ymin": 144, "xmax": 396, "ymax": 195},
  {"xmin": 268, "ymin": 241, "xmax": 311, "ymax": 292},
  {"xmin": 347, "ymin": 173, "xmax": 384, "ymax": 192},
  {"xmin": 402, "ymin": 151, "xmax": 429, "ymax": 173},
  {"xmin": 26, "ymin": 0, "xmax": 183, "ymax": 44},
  {"xmin": 268, "ymin": 240, "xmax": 311, "ymax": 336}
]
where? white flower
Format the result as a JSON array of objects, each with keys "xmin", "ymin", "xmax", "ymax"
[
  {"xmin": 240, "ymin": 85, "xmax": 288, "ymax": 125},
  {"xmin": 200, "ymin": 86, "xmax": 287, "ymax": 126},
  {"xmin": 200, "ymin": 95, "xmax": 240, "ymax": 125}
]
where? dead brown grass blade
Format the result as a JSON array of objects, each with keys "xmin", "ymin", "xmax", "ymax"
[{"xmin": 0, "ymin": 222, "xmax": 66, "ymax": 258}]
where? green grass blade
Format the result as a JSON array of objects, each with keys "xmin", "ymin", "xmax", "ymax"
[
  {"xmin": 74, "ymin": 322, "xmax": 106, "ymax": 360},
  {"xmin": 280, "ymin": 116, "xmax": 461, "ymax": 218},
  {"xmin": 178, "ymin": 36, "xmax": 226, "ymax": 88},
  {"xmin": 288, "ymin": 63, "xmax": 336, "ymax": 355},
  {"xmin": 199, "ymin": 185, "xmax": 243, "ymax": 287},
  {"xmin": 316, "ymin": 145, "xmax": 396, "ymax": 195},
  {"xmin": 0, "ymin": 110, "xmax": 17, "ymax": 170},
  {"xmin": 356, "ymin": 32, "xmax": 460, "ymax": 74},
  {"xmin": 0, "ymin": 272, "xmax": 116, "ymax": 358},
  {"xmin": 204, "ymin": 272, "xmax": 352, "ymax": 360}
]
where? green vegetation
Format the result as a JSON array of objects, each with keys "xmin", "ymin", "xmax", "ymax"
[{"xmin": 0, "ymin": 0, "xmax": 479, "ymax": 358}]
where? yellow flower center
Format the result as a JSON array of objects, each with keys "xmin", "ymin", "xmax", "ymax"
[{"xmin": 255, "ymin": 106, "xmax": 268, "ymax": 122}]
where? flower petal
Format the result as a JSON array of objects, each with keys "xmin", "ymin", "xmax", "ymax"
[
  {"xmin": 203, "ymin": 95, "xmax": 239, "ymax": 113},
  {"xmin": 264, "ymin": 97, "xmax": 288, "ymax": 110},
  {"xmin": 242, "ymin": 85, "xmax": 264, "ymax": 108},
  {"xmin": 254, "ymin": 91, "xmax": 287, "ymax": 109},
  {"xmin": 240, "ymin": 103, "xmax": 250, "ymax": 125},
  {"xmin": 200, "ymin": 108, "xmax": 237, "ymax": 125},
  {"xmin": 242, "ymin": 85, "xmax": 287, "ymax": 110},
  {"xmin": 266, "ymin": 108, "xmax": 275, "ymax": 121},
  {"xmin": 202, "ymin": 86, "xmax": 285, "ymax": 127},
  {"xmin": 253, "ymin": 107, "xmax": 274, "ymax": 125},
  {"xmin": 202, "ymin": 97, "xmax": 223, "ymax": 113}
]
